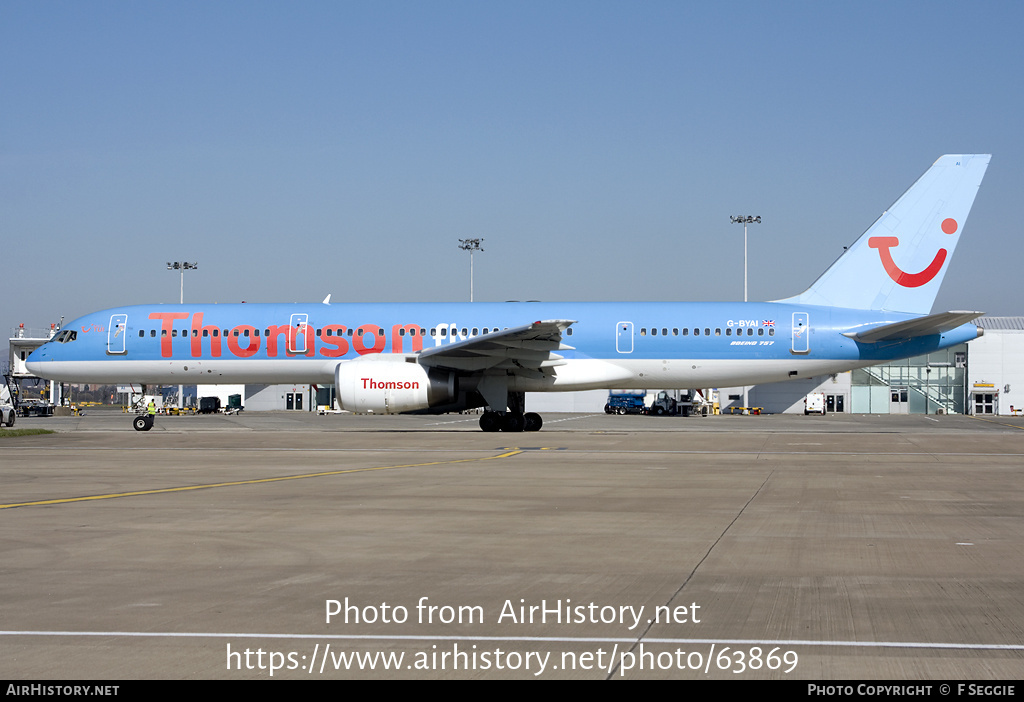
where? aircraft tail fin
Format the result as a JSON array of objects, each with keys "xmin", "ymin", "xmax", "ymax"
[{"xmin": 780, "ymin": 154, "xmax": 990, "ymax": 314}]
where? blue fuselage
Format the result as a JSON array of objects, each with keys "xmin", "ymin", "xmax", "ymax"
[{"xmin": 26, "ymin": 301, "xmax": 978, "ymax": 390}]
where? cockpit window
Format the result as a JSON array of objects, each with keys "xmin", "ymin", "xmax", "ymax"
[{"xmin": 54, "ymin": 330, "xmax": 77, "ymax": 343}]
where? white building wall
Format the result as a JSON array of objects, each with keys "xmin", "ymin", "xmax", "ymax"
[
  {"xmin": 196, "ymin": 384, "xmax": 244, "ymax": 407},
  {"xmin": 242, "ymin": 384, "xmax": 278, "ymax": 411},
  {"xmin": 719, "ymin": 373, "xmax": 852, "ymax": 414},
  {"xmin": 967, "ymin": 329, "xmax": 1024, "ymax": 415},
  {"xmin": 196, "ymin": 384, "xmax": 317, "ymax": 410},
  {"xmin": 527, "ymin": 389, "xmax": 607, "ymax": 413},
  {"xmin": 245, "ymin": 384, "xmax": 314, "ymax": 411}
]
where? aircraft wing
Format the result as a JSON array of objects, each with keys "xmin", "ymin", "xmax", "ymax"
[
  {"xmin": 417, "ymin": 319, "xmax": 577, "ymax": 373},
  {"xmin": 842, "ymin": 311, "xmax": 983, "ymax": 343}
]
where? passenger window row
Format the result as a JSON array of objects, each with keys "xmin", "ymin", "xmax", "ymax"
[
  {"xmin": 132, "ymin": 326, "xmax": 542, "ymax": 339},
  {"xmin": 638, "ymin": 327, "xmax": 775, "ymax": 337}
]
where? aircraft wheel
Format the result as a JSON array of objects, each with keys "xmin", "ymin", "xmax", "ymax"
[
  {"xmin": 524, "ymin": 412, "xmax": 543, "ymax": 432},
  {"xmin": 133, "ymin": 416, "xmax": 153, "ymax": 432},
  {"xmin": 501, "ymin": 413, "xmax": 525, "ymax": 432},
  {"xmin": 479, "ymin": 412, "xmax": 502, "ymax": 432}
]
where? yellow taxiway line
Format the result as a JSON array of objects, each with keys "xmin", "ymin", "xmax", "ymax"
[{"xmin": 0, "ymin": 448, "xmax": 524, "ymax": 510}]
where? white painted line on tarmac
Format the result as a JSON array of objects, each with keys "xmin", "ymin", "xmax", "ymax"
[
  {"xmin": 8, "ymin": 446, "xmax": 1023, "ymax": 456},
  {"xmin": 544, "ymin": 414, "xmax": 602, "ymax": 423}
]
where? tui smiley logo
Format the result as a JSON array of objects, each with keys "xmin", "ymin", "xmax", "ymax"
[{"xmin": 868, "ymin": 218, "xmax": 958, "ymax": 288}]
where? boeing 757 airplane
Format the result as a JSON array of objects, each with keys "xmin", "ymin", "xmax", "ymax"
[{"xmin": 27, "ymin": 154, "xmax": 991, "ymax": 431}]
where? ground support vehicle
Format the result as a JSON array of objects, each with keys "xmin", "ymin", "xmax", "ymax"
[
  {"xmin": 605, "ymin": 392, "xmax": 647, "ymax": 415},
  {"xmin": 804, "ymin": 392, "xmax": 827, "ymax": 415}
]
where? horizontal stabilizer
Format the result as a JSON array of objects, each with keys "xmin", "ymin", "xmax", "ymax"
[{"xmin": 842, "ymin": 310, "xmax": 982, "ymax": 343}]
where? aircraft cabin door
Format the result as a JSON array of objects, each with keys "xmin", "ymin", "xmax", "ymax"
[
  {"xmin": 289, "ymin": 314, "xmax": 309, "ymax": 354},
  {"xmin": 107, "ymin": 314, "xmax": 128, "ymax": 355},
  {"xmin": 616, "ymin": 321, "xmax": 634, "ymax": 353},
  {"xmin": 791, "ymin": 312, "xmax": 809, "ymax": 354}
]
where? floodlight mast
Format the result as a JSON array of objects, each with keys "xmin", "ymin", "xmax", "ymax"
[
  {"xmin": 729, "ymin": 216, "xmax": 760, "ymax": 414},
  {"xmin": 166, "ymin": 262, "xmax": 198, "ymax": 410},
  {"xmin": 166, "ymin": 261, "xmax": 199, "ymax": 304},
  {"xmin": 457, "ymin": 239, "xmax": 484, "ymax": 302},
  {"xmin": 729, "ymin": 216, "xmax": 760, "ymax": 303}
]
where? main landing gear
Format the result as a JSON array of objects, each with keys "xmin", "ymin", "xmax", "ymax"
[
  {"xmin": 133, "ymin": 415, "xmax": 154, "ymax": 431},
  {"xmin": 479, "ymin": 411, "xmax": 543, "ymax": 432},
  {"xmin": 478, "ymin": 390, "xmax": 542, "ymax": 432}
]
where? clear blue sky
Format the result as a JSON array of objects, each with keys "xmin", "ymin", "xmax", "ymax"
[{"xmin": 4, "ymin": 1, "xmax": 1023, "ymax": 341}]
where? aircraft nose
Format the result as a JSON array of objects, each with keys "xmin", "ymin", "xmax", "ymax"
[{"xmin": 25, "ymin": 345, "xmax": 48, "ymax": 374}]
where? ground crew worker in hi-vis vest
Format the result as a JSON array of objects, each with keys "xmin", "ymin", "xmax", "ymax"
[{"xmin": 147, "ymin": 400, "xmax": 156, "ymax": 418}]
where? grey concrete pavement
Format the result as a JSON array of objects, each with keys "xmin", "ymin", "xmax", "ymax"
[{"xmin": 2, "ymin": 410, "xmax": 1022, "ymax": 679}]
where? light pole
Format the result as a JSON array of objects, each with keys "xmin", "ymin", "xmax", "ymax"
[
  {"xmin": 730, "ymin": 216, "xmax": 760, "ymax": 411},
  {"xmin": 457, "ymin": 239, "xmax": 484, "ymax": 302},
  {"xmin": 166, "ymin": 262, "xmax": 198, "ymax": 409},
  {"xmin": 730, "ymin": 216, "xmax": 760, "ymax": 302},
  {"xmin": 167, "ymin": 261, "xmax": 198, "ymax": 304}
]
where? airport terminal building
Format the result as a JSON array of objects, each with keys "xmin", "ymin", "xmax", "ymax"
[{"xmin": 715, "ymin": 317, "xmax": 1021, "ymax": 416}]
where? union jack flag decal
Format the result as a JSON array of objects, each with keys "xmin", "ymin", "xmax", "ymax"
[{"xmin": 762, "ymin": 320, "xmax": 775, "ymax": 327}]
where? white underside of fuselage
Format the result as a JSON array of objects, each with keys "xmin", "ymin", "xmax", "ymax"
[
  {"xmin": 33, "ymin": 356, "xmax": 872, "ymax": 390},
  {"xmin": 524, "ymin": 358, "xmax": 875, "ymax": 390}
]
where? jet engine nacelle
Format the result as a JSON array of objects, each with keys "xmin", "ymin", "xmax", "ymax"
[{"xmin": 335, "ymin": 356, "xmax": 456, "ymax": 414}]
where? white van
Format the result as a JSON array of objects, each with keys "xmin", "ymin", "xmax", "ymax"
[{"xmin": 804, "ymin": 392, "xmax": 826, "ymax": 415}]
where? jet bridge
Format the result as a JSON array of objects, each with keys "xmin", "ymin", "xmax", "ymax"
[{"xmin": 7, "ymin": 323, "xmax": 62, "ymax": 412}]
